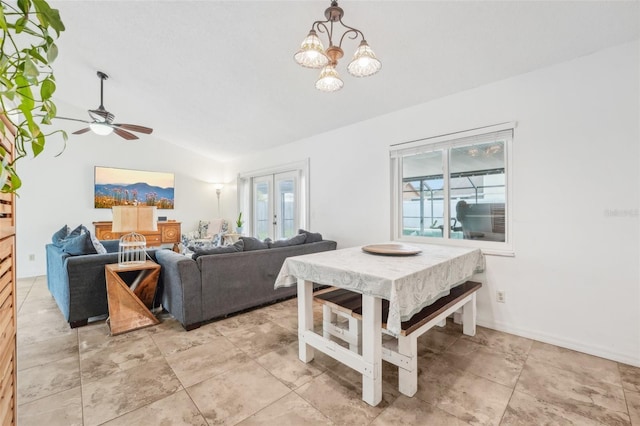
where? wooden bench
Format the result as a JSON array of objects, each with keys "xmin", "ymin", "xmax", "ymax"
[{"xmin": 314, "ymin": 280, "xmax": 482, "ymax": 396}]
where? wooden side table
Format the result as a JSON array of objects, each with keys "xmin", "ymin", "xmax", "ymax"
[{"xmin": 105, "ymin": 261, "xmax": 161, "ymax": 335}]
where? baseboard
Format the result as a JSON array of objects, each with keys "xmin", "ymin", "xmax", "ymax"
[{"xmin": 477, "ymin": 317, "xmax": 640, "ymax": 368}]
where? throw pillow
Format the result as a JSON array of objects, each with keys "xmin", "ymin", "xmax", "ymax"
[
  {"xmin": 298, "ymin": 229, "xmax": 323, "ymax": 243},
  {"xmin": 60, "ymin": 233, "xmax": 98, "ymax": 256},
  {"xmin": 68, "ymin": 224, "xmax": 84, "ymax": 238},
  {"xmin": 198, "ymin": 220, "xmax": 210, "ymax": 239},
  {"xmin": 240, "ymin": 236, "xmax": 269, "ymax": 251},
  {"xmin": 268, "ymin": 233, "xmax": 307, "ymax": 248},
  {"xmin": 192, "ymin": 240, "xmax": 244, "ymax": 260},
  {"xmin": 52, "ymin": 225, "xmax": 70, "ymax": 247}
]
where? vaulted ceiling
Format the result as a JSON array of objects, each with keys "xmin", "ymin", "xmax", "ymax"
[{"xmin": 48, "ymin": 1, "xmax": 639, "ymax": 161}]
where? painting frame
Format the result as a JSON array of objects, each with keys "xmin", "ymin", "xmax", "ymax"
[{"xmin": 94, "ymin": 166, "xmax": 175, "ymax": 209}]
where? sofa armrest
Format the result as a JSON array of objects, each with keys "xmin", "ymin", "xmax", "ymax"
[{"xmin": 155, "ymin": 249, "xmax": 203, "ymax": 329}]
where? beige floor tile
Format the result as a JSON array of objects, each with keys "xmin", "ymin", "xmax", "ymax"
[
  {"xmin": 166, "ymin": 336, "xmax": 251, "ymax": 387},
  {"xmin": 620, "ymin": 363, "xmax": 640, "ymax": 393},
  {"xmin": 17, "ymin": 312, "xmax": 75, "ymax": 347},
  {"xmin": 625, "ymin": 389, "xmax": 640, "ymax": 425},
  {"xmin": 82, "ymin": 357, "xmax": 182, "ymax": 426},
  {"xmin": 17, "ymin": 386, "xmax": 83, "ymax": 426},
  {"xmin": 414, "ymin": 353, "xmax": 512, "ymax": 426},
  {"xmin": 80, "ymin": 334, "xmax": 163, "ymax": 383},
  {"xmin": 501, "ymin": 390, "xmax": 603, "ymax": 426},
  {"xmin": 417, "ymin": 326, "xmax": 460, "ymax": 354},
  {"xmin": 461, "ymin": 326, "xmax": 533, "ymax": 358},
  {"xmin": 237, "ymin": 392, "xmax": 332, "ymax": 425},
  {"xmin": 529, "ymin": 341, "xmax": 622, "ymax": 387},
  {"xmin": 371, "ymin": 394, "xmax": 468, "ymax": 425},
  {"xmin": 255, "ymin": 341, "xmax": 327, "ymax": 389},
  {"xmin": 17, "ymin": 355, "xmax": 80, "ymax": 405},
  {"xmin": 295, "ymin": 365, "xmax": 398, "ymax": 426},
  {"xmin": 17, "ymin": 276, "xmax": 36, "ymax": 290},
  {"xmin": 102, "ymin": 389, "xmax": 207, "ymax": 425},
  {"xmin": 212, "ymin": 309, "xmax": 272, "ymax": 336},
  {"xmin": 151, "ymin": 319, "xmax": 221, "ymax": 356},
  {"xmin": 225, "ymin": 321, "xmax": 298, "ymax": 358},
  {"xmin": 441, "ymin": 338, "xmax": 526, "ymax": 387},
  {"xmin": 187, "ymin": 361, "xmax": 291, "ymax": 425},
  {"xmin": 18, "ymin": 332, "xmax": 78, "ymax": 371},
  {"xmin": 515, "ymin": 358, "xmax": 629, "ymax": 425}
]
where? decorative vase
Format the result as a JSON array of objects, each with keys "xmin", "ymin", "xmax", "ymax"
[{"xmin": 236, "ymin": 226, "xmax": 244, "ymax": 234}]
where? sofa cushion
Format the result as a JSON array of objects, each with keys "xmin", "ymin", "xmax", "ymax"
[
  {"xmin": 268, "ymin": 233, "xmax": 306, "ymax": 248},
  {"xmin": 68, "ymin": 224, "xmax": 84, "ymax": 238},
  {"xmin": 60, "ymin": 233, "xmax": 98, "ymax": 256},
  {"xmin": 52, "ymin": 225, "xmax": 70, "ymax": 247},
  {"xmin": 298, "ymin": 229, "xmax": 323, "ymax": 243},
  {"xmin": 240, "ymin": 236, "xmax": 269, "ymax": 251},
  {"xmin": 193, "ymin": 240, "xmax": 244, "ymax": 260}
]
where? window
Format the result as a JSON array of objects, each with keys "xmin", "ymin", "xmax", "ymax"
[
  {"xmin": 391, "ymin": 123, "xmax": 514, "ymax": 254},
  {"xmin": 238, "ymin": 160, "xmax": 309, "ymax": 240}
]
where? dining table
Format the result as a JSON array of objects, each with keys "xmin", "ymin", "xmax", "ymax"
[{"xmin": 274, "ymin": 242, "xmax": 485, "ymax": 406}]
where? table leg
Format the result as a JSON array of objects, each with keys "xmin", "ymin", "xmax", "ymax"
[
  {"xmin": 361, "ymin": 294, "xmax": 382, "ymax": 406},
  {"xmin": 297, "ymin": 279, "xmax": 314, "ymax": 362}
]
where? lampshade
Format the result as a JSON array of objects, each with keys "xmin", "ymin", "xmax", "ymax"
[
  {"xmin": 294, "ymin": 30, "xmax": 329, "ymax": 69},
  {"xmin": 347, "ymin": 40, "xmax": 382, "ymax": 77},
  {"xmin": 89, "ymin": 122, "xmax": 114, "ymax": 136},
  {"xmin": 315, "ymin": 64, "xmax": 344, "ymax": 92}
]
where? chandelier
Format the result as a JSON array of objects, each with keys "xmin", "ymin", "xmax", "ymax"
[{"xmin": 294, "ymin": 1, "xmax": 382, "ymax": 92}]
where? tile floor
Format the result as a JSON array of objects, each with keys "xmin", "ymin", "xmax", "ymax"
[{"xmin": 16, "ymin": 275, "xmax": 640, "ymax": 425}]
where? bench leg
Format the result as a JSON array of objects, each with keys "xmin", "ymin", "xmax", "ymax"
[
  {"xmin": 361, "ymin": 294, "xmax": 382, "ymax": 406},
  {"xmin": 453, "ymin": 309, "xmax": 462, "ymax": 324},
  {"xmin": 297, "ymin": 279, "xmax": 315, "ymax": 362},
  {"xmin": 349, "ymin": 315, "xmax": 362, "ymax": 352},
  {"xmin": 436, "ymin": 318, "xmax": 446, "ymax": 327},
  {"xmin": 322, "ymin": 304, "xmax": 336, "ymax": 339},
  {"xmin": 462, "ymin": 293, "xmax": 477, "ymax": 336},
  {"xmin": 397, "ymin": 335, "xmax": 418, "ymax": 397}
]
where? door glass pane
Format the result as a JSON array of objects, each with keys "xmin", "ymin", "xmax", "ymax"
[
  {"xmin": 450, "ymin": 141, "xmax": 506, "ymax": 242},
  {"xmin": 402, "ymin": 151, "xmax": 444, "ymax": 238},
  {"xmin": 254, "ymin": 180, "xmax": 270, "ymax": 240},
  {"xmin": 276, "ymin": 177, "xmax": 296, "ymax": 239}
]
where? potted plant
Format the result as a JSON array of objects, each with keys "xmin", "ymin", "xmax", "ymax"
[
  {"xmin": 235, "ymin": 212, "xmax": 244, "ymax": 234},
  {"xmin": 0, "ymin": 0, "xmax": 66, "ymax": 193}
]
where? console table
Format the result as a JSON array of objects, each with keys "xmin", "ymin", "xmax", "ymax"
[{"xmin": 93, "ymin": 221, "xmax": 181, "ymax": 249}]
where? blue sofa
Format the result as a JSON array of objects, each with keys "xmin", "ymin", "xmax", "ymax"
[{"xmin": 46, "ymin": 240, "xmax": 160, "ymax": 327}]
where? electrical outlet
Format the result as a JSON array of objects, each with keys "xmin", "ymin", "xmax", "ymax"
[
  {"xmin": 496, "ymin": 290, "xmax": 506, "ymax": 303},
  {"xmin": 28, "ymin": 254, "xmax": 35, "ymax": 261}
]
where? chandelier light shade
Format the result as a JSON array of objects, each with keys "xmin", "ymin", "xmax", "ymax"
[
  {"xmin": 294, "ymin": 1, "xmax": 381, "ymax": 92},
  {"xmin": 347, "ymin": 40, "xmax": 382, "ymax": 77},
  {"xmin": 294, "ymin": 30, "xmax": 329, "ymax": 69},
  {"xmin": 315, "ymin": 64, "xmax": 344, "ymax": 92}
]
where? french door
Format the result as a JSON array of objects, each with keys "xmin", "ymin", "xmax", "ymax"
[{"xmin": 253, "ymin": 171, "xmax": 298, "ymax": 240}]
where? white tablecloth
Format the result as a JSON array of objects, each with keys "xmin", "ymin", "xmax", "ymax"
[{"xmin": 275, "ymin": 243, "xmax": 484, "ymax": 335}]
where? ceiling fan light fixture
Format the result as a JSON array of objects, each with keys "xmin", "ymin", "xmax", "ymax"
[
  {"xmin": 89, "ymin": 122, "xmax": 114, "ymax": 136},
  {"xmin": 347, "ymin": 40, "xmax": 382, "ymax": 78}
]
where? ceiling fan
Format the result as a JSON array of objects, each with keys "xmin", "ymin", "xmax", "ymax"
[{"xmin": 58, "ymin": 71, "xmax": 153, "ymax": 140}]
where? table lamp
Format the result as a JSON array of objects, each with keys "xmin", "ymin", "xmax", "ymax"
[{"xmin": 112, "ymin": 206, "xmax": 158, "ymax": 265}]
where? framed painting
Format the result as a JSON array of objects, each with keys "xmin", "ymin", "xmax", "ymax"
[{"xmin": 94, "ymin": 166, "xmax": 175, "ymax": 209}]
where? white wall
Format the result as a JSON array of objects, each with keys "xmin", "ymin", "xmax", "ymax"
[
  {"xmin": 16, "ymin": 124, "xmax": 234, "ymax": 278},
  {"xmin": 227, "ymin": 41, "xmax": 640, "ymax": 365}
]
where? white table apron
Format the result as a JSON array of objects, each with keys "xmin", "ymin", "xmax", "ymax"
[{"xmin": 275, "ymin": 243, "xmax": 485, "ymax": 406}]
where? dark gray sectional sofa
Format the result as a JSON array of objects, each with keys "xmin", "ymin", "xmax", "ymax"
[
  {"xmin": 46, "ymin": 240, "xmax": 160, "ymax": 327},
  {"xmin": 155, "ymin": 239, "xmax": 337, "ymax": 330}
]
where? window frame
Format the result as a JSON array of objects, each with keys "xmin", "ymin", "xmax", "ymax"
[{"xmin": 390, "ymin": 123, "xmax": 515, "ymax": 256}]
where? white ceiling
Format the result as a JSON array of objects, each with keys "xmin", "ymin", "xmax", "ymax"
[{"xmin": 48, "ymin": 1, "xmax": 639, "ymax": 162}]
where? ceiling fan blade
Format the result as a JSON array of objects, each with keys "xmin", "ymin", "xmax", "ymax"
[
  {"xmin": 113, "ymin": 127, "xmax": 139, "ymax": 140},
  {"xmin": 72, "ymin": 127, "xmax": 91, "ymax": 135},
  {"xmin": 112, "ymin": 123, "xmax": 153, "ymax": 134},
  {"xmin": 55, "ymin": 116, "xmax": 91, "ymax": 124}
]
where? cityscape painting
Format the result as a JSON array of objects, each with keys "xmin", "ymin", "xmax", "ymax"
[{"xmin": 94, "ymin": 166, "xmax": 175, "ymax": 209}]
